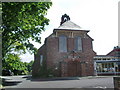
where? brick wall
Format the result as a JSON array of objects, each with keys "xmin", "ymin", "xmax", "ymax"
[
  {"xmin": 32, "ymin": 30, "xmax": 96, "ymax": 77},
  {"xmin": 32, "ymin": 44, "xmax": 46, "ymax": 77}
]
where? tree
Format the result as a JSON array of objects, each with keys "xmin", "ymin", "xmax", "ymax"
[
  {"xmin": 2, "ymin": 53, "xmax": 28, "ymax": 74},
  {"xmin": 3, "ymin": 54, "xmax": 34, "ymax": 75},
  {"xmin": 2, "ymin": 2, "xmax": 52, "ymax": 59},
  {"xmin": 27, "ymin": 60, "xmax": 34, "ymax": 73}
]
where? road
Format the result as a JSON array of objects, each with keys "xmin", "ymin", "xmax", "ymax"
[{"xmin": 2, "ymin": 75, "xmax": 114, "ymax": 89}]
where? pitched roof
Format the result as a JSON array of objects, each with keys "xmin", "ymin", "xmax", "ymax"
[
  {"xmin": 56, "ymin": 20, "xmax": 83, "ymax": 30},
  {"xmin": 107, "ymin": 47, "xmax": 120, "ymax": 57}
]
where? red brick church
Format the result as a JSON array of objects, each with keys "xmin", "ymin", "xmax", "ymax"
[{"xmin": 32, "ymin": 14, "xmax": 96, "ymax": 77}]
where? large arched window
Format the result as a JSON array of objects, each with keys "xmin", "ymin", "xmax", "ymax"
[
  {"xmin": 74, "ymin": 36, "xmax": 82, "ymax": 51},
  {"xmin": 59, "ymin": 35, "xmax": 67, "ymax": 52}
]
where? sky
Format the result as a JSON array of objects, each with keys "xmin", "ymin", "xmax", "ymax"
[{"xmin": 20, "ymin": 0, "xmax": 119, "ymax": 62}]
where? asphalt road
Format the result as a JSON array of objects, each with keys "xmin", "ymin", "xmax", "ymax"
[{"xmin": 2, "ymin": 75, "xmax": 114, "ymax": 89}]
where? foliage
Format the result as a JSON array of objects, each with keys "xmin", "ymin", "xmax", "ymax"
[
  {"xmin": 34, "ymin": 62, "xmax": 54, "ymax": 78},
  {"xmin": 2, "ymin": 2, "xmax": 52, "ymax": 59},
  {"xmin": 27, "ymin": 60, "xmax": 34, "ymax": 72},
  {"xmin": 3, "ymin": 53, "xmax": 34, "ymax": 75},
  {"xmin": 1, "ymin": 2, "xmax": 52, "ymax": 74},
  {"xmin": 3, "ymin": 53, "xmax": 27, "ymax": 72},
  {"xmin": 23, "ymin": 60, "xmax": 34, "ymax": 74},
  {"xmin": 33, "ymin": 68, "xmax": 54, "ymax": 78}
]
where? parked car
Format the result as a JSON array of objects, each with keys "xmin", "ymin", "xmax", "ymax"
[
  {"xmin": 13, "ymin": 69, "xmax": 24, "ymax": 75},
  {"xmin": 2, "ymin": 69, "xmax": 13, "ymax": 76}
]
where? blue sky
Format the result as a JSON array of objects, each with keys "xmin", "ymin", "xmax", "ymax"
[{"xmin": 20, "ymin": 0, "xmax": 119, "ymax": 62}]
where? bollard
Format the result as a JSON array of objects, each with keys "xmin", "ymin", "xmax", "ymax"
[{"xmin": 114, "ymin": 77, "xmax": 120, "ymax": 90}]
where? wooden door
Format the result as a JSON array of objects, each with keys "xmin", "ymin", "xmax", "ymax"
[{"xmin": 67, "ymin": 61, "xmax": 81, "ymax": 77}]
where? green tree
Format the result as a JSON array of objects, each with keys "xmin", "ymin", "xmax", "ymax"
[
  {"xmin": 1, "ymin": 2, "xmax": 52, "ymax": 75},
  {"xmin": 27, "ymin": 60, "xmax": 34, "ymax": 73},
  {"xmin": 3, "ymin": 53, "xmax": 27, "ymax": 71},
  {"xmin": 2, "ymin": 2, "xmax": 52, "ymax": 59},
  {"xmin": 3, "ymin": 54, "xmax": 35, "ymax": 75}
]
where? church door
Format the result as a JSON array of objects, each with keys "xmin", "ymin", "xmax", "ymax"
[{"xmin": 67, "ymin": 61, "xmax": 81, "ymax": 77}]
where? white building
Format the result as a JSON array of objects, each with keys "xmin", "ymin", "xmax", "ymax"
[{"xmin": 94, "ymin": 46, "xmax": 120, "ymax": 76}]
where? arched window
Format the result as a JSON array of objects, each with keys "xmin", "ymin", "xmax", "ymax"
[
  {"xmin": 75, "ymin": 36, "xmax": 82, "ymax": 51},
  {"xmin": 59, "ymin": 35, "xmax": 67, "ymax": 52}
]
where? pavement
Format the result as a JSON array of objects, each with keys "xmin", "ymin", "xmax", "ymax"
[{"xmin": 1, "ymin": 75, "xmax": 116, "ymax": 89}]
